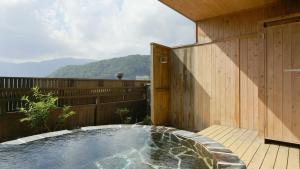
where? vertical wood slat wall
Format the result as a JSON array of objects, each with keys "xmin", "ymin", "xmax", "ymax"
[
  {"xmin": 152, "ymin": 1, "xmax": 300, "ymax": 144},
  {"xmin": 170, "ymin": 41, "xmax": 240, "ymax": 131}
]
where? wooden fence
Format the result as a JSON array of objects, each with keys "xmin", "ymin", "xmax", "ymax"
[{"xmin": 0, "ymin": 77, "xmax": 149, "ymax": 142}]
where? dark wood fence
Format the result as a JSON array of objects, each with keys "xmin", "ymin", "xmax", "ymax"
[{"xmin": 0, "ymin": 77, "xmax": 149, "ymax": 142}]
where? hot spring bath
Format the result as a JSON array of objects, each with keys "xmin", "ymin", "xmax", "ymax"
[{"xmin": 0, "ymin": 125, "xmax": 245, "ymax": 169}]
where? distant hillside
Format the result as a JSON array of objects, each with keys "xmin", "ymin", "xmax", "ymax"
[
  {"xmin": 0, "ymin": 58, "xmax": 94, "ymax": 77},
  {"xmin": 49, "ymin": 55, "xmax": 150, "ymax": 80}
]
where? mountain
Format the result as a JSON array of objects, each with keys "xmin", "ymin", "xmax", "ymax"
[
  {"xmin": 49, "ymin": 55, "xmax": 150, "ymax": 80},
  {"xmin": 0, "ymin": 58, "xmax": 94, "ymax": 77}
]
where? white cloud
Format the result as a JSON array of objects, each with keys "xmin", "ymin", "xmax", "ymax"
[
  {"xmin": 0, "ymin": 0, "xmax": 32, "ymax": 6},
  {"xmin": 0, "ymin": 0, "xmax": 194, "ymax": 63}
]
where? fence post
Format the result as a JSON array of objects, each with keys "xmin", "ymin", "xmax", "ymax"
[{"xmin": 95, "ymin": 96, "xmax": 100, "ymax": 125}]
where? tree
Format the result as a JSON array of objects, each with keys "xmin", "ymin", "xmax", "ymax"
[{"xmin": 19, "ymin": 87, "xmax": 75, "ymax": 132}]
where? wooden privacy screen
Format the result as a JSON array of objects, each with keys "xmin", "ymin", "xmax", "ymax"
[
  {"xmin": 152, "ymin": 37, "xmax": 265, "ymax": 133},
  {"xmin": 169, "ymin": 36, "xmax": 266, "ymax": 134},
  {"xmin": 170, "ymin": 40, "xmax": 240, "ymax": 131},
  {"xmin": 151, "ymin": 43, "xmax": 171, "ymax": 125},
  {"xmin": 151, "ymin": 39, "xmax": 266, "ymax": 135},
  {"xmin": 0, "ymin": 77, "xmax": 148, "ymax": 142}
]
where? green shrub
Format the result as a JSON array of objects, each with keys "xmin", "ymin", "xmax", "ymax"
[
  {"xmin": 115, "ymin": 108, "xmax": 131, "ymax": 124},
  {"xmin": 19, "ymin": 87, "xmax": 75, "ymax": 132},
  {"xmin": 142, "ymin": 115, "xmax": 152, "ymax": 125}
]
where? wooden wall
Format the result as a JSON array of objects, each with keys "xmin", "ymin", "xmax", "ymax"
[
  {"xmin": 196, "ymin": 1, "xmax": 300, "ymax": 44},
  {"xmin": 239, "ymin": 35, "xmax": 265, "ymax": 135},
  {"xmin": 265, "ymin": 22, "xmax": 300, "ymax": 144},
  {"xmin": 152, "ymin": 1, "xmax": 300, "ymax": 143},
  {"xmin": 195, "ymin": 2, "xmax": 300, "ymax": 140}
]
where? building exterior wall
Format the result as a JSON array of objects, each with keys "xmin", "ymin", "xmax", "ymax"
[{"xmin": 164, "ymin": 1, "xmax": 300, "ymax": 144}]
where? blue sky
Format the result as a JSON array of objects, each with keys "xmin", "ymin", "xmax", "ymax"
[{"xmin": 0, "ymin": 0, "xmax": 194, "ymax": 63}]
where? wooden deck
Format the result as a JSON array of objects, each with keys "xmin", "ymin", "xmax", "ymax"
[{"xmin": 198, "ymin": 125, "xmax": 300, "ymax": 169}]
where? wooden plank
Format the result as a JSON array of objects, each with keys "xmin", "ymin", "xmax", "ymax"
[
  {"xmin": 240, "ymin": 38, "xmax": 249, "ymax": 129},
  {"xmin": 241, "ymin": 141, "xmax": 261, "ymax": 166},
  {"xmin": 266, "ymin": 26, "xmax": 275, "ymax": 139},
  {"xmin": 287, "ymin": 148, "xmax": 300, "ymax": 169},
  {"xmin": 192, "ymin": 47, "xmax": 200, "ymax": 130},
  {"xmin": 198, "ymin": 125, "xmax": 219, "ymax": 135},
  {"xmin": 202, "ymin": 125, "xmax": 225, "ymax": 137},
  {"xmin": 206, "ymin": 126, "xmax": 229, "ymax": 139},
  {"xmin": 235, "ymin": 134, "xmax": 258, "ymax": 157},
  {"xmin": 257, "ymin": 21, "xmax": 266, "ymax": 138},
  {"xmin": 199, "ymin": 46, "xmax": 204, "ymax": 130},
  {"xmin": 228, "ymin": 40, "xmax": 237, "ymax": 127},
  {"xmin": 282, "ymin": 22, "xmax": 293, "ymax": 141},
  {"xmin": 205, "ymin": 44, "xmax": 212, "ymax": 128},
  {"xmin": 247, "ymin": 37, "xmax": 254, "ymax": 130},
  {"xmin": 210, "ymin": 44, "xmax": 217, "ymax": 126},
  {"xmin": 260, "ymin": 145, "xmax": 279, "ymax": 169},
  {"xmin": 217, "ymin": 128, "xmax": 241, "ymax": 143},
  {"xmin": 213, "ymin": 127, "xmax": 234, "ymax": 141},
  {"xmin": 274, "ymin": 146, "xmax": 289, "ymax": 169},
  {"xmin": 223, "ymin": 128, "xmax": 247, "ymax": 147},
  {"xmin": 247, "ymin": 144, "xmax": 270, "ymax": 169},
  {"xmin": 233, "ymin": 39, "xmax": 240, "ymax": 128},
  {"xmin": 215, "ymin": 43, "xmax": 223, "ymax": 126},
  {"xmin": 199, "ymin": 45, "xmax": 205, "ymax": 129},
  {"xmin": 225, "ymin": 40, "xmax": 232, "ymax": 127},
  {"xmin": 229, "ymin": 130, "xmax": 256, "ymax": 152},
  {"xmin": 183, "ymin": 47, "xmax": 191, "ymax": 129},
  {"xmin": 219, "ymin": 42, "xmax": 226, "ymax": 126},
  {"xmin": 188, "ymin": 47, "xmax": 196, "ymax": 130},
  {"xmin": 273, "ymin": 25, "xmax": 283, "ymax": 140},
  {"xmin": 252, "ymin": 37, "xmax": 259, "ymax": 131}
]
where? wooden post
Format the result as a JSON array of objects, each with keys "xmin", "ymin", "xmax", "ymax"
[{"xmin": 95, "ymin": 96, "xmax": 100, "ymax": 125}]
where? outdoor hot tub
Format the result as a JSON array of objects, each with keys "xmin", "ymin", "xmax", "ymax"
[{"xmin": 0, "ymin": 125, "xmax": 245, "ymax": 169}]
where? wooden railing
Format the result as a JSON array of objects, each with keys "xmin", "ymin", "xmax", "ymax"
[{"xmin": 0, "ymin": 77, "xmax": 149, "ymax": 142}]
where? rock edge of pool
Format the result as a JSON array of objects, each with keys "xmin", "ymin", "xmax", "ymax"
[{"xmin": 1, "ymin": 125, "xmax": 246, "ymax": 169}]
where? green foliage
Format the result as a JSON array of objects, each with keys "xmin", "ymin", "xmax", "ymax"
[
  {"xmin": 48, "ymin": 55, "xmax": 150, "ymax": 80},
  {"xmin": 19, "ymin": 87, "xmax": 75, "ymax": 132},
  {"xmin": 115, "ymin": 108, "xmax": 131, "ymax": 124},
  {"xmin": 124, "ymin": 117, "xmax": 132, "ymax": 124},
  {"xmin": 57, "ymin": 106, "xmax": 76, "ymax": 126},
  {"xmin": 142, "ymin": 115, "xmax": 152, "ymax": 125}
]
